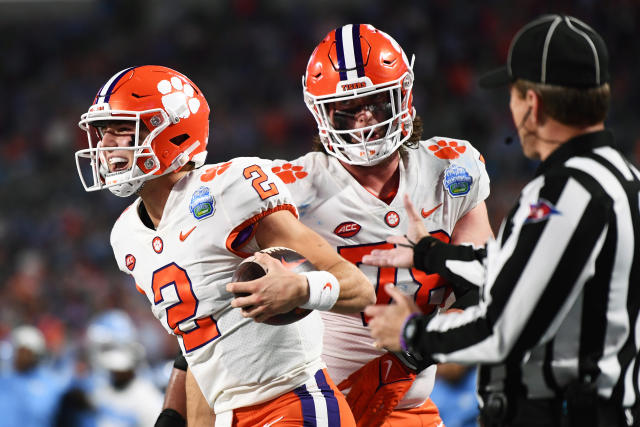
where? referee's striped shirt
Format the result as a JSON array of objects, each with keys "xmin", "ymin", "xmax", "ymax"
[{"xmin": 413, "ymin": 130, "xmax": 640, "ymax": 412}]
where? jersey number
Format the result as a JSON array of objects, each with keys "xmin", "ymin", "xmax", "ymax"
[
  {"xmin": 243, "ymin": 165, "xmax": 279, "ymax": 200},
  {"xmin": 152, "ymin": 263, "xmax": 221, "ymax": 352},
  {"xmin": 338, "ymin": 241, "xmax": 450, "ymax": 325}
]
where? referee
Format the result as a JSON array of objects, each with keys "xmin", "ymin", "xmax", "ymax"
[{"xmin": 364, "ymin": 14, "xmax": 640, "ymax": 427}]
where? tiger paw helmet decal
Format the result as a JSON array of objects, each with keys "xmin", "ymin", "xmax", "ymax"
[{"xmin": 157, "ymin": 77, "xmax": 201, "ymax": 121}]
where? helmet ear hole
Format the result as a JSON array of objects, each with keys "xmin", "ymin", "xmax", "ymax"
[{"xmin": 170, "ymin": 134, "xmax": 189, "ymax": 146}]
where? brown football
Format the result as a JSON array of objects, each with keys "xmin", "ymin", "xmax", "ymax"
[{"xmin": 231, "ymin": 247, "xmax": 315, "ymax": 325}]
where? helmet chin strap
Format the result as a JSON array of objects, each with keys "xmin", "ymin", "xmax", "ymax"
[{"xmin": 164, "ymin": 141, "xmax": 200, "ymax": 174}]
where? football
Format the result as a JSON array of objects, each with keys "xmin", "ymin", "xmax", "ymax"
[{"xmin": 231, "ymin": 247, "xmax": 315, "ymax": 325}]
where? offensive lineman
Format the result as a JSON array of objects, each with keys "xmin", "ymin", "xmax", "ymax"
[{"xmin": 264, "ymin": 24, "xmax": 494, "ymax": 426}]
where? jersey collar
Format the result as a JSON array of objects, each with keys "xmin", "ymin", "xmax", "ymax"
[{"xmin": 535, "ymin": 129, "xmax": 615, "ymax": 177}]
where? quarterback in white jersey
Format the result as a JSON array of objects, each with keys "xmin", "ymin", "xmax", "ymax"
[
  {"xmin": 75, "ymin": 65, "xmax": 374, "ymax": 426},
  {"xmin": 111, "ymin": 158, "xmax": 328, "ymax": 412}
]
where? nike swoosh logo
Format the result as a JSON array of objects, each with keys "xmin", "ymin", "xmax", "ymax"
[
  {"xmin": 179, "ymin": 226, "xmax": 197, "ymax": 241},
  {"xmin": 263, "ymin": 416, "xmax": 284, "ymax": 427},
  {"xmin": 280, "ymin": 257, "xmax": 305, "ymax": 270},
  {"xmin": 421, "ymin": 203, "xmax": 442, "ymax": 219}
]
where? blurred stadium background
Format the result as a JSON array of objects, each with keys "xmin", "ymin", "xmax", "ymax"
[{"xmin": 0, "ymin": 0, "xmax": 638, "ymax": 423}]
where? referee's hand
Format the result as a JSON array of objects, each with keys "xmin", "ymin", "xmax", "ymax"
[
  {"xmin": 366, "ymin": 283, "xmax": 421, "ymax": 351},
  {"xmin": 362, "ymin": 234, "xmax": 415, "ymax": 268}
]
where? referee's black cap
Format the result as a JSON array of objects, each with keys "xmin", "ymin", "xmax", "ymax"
[{"xmin": 479, "ymin": 14, "xmax": 609, "ymax": 89}]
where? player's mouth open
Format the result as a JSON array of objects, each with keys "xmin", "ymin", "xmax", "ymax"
[{"xmin": 108, "ymin": 156, "xmax": 130, "ymax": 173}]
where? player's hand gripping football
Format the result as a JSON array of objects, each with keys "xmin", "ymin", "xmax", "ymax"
[
  {"xmin": 338, "ymin": 351, "xmax": 417, "ymax": 427},
  {"xmin": 227, "ymin": 252, "xmax": 309, "ymax": 323},
  {"xmin": 362, "ymin": 194, "xmax": 429, "ymax": 268}
]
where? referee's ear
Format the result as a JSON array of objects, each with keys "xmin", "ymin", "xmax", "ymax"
[{"xmin": 525, "ymin": 89, "xmax": 544, "ymax": 126}]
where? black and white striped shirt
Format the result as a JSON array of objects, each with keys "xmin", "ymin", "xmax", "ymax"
[{"xmin": 411, "ymin": 130, "xmax": 640, "ymax": 412}]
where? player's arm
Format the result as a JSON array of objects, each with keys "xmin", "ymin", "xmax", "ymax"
[
  {"xmin": 257, "ymin": 210, "xmax": 375, "ymax": 313},
  {"xmin": 155, "ymin": 354, "xmax": 187, "ymax": 427},
  {"xmin": 450, "ymin": 201, "xmax": 493, "ymax": 246},
  {"xmin": 227, "ymin": 209, "xmax": 375, "ymax": 320}
]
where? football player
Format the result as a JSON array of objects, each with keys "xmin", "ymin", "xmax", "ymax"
[
  {"xmin": 86, "ymin": 310, "xmax": 164, "ymax": 427},
  {"xmin": 75, "ymin": 65, "xmax": 374, "ymax": 427},
  {"xmin": 264, "ymin": 24, "xmax": 494, "ymax": 426},
  {"xmin": 176, "ymin": 24, "xmax": 494, "ymax": 427}
]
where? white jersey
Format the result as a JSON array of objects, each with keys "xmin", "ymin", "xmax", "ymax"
[
  {"xmin": 110, "ymin": 157, "xmax": 325, "ymax": 414},
  {"xmin": 270, "ymin": 137, "xmax": 490, "ymax": 408}
]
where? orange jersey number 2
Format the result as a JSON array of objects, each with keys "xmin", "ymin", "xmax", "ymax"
[
  {"xmin": 243, "ymin": 165, "xmax": 280, "ymax": 200},
  {"xmin": 152, "ymin": 263, "xmax": 221, "ymax": 352}
]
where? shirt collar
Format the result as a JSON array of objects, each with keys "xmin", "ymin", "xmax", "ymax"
[{"xmin": 535, "ymin": 129, "xmax": 615, "ymax": 177}]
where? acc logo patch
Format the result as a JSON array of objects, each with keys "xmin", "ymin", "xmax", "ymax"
[
  {"xmin": 334, "ymin": 221, "xmax": 361, "ymax": 238},
  {"xmin": 125, "ymin": 254, "xmax": 136, "ymax": 271},
  {"xmin": 526, "ymin": 199, "xmax": 560, "ymax": 223},
  {"xmin": 152, "ymin": 237, "xmax": 163, "ymax": 254},
  {"xmin": 190, "ymin": 186, "xmax": 215, "ymax": 220},
  {"xmin": 385, "ymin": 211, "xmax": 400, "ymax": 228},
  {"xmin": 443, "ymin": 165, "xmax": 472, "ymax": 197}
]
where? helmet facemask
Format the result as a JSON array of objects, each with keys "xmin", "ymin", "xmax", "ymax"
[
  {"xmin": 305, "ymin": 69, "xmax": 414, "ymax": 166},
  {"xmin": 76, "ymin": 105, "xmax": 170, "ymax": 197}
]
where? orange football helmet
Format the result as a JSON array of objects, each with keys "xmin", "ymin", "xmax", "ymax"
[
  {"xmin": 76, "ymin": 65, "xmax": 210, "ymax": 197},
  {"xmin": 303, "ymin": 24, "xmax": 415, "ymax": 165}
]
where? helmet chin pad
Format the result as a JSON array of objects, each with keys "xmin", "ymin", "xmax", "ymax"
[
  {"xmin": 108, "ymin": 179, "xmax": 143, "ymax": 197},
  {"xmin": 105, "ymin": 166, "xmax": 146, "ymax": 197}
]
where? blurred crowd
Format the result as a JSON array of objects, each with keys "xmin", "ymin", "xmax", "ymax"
[{"xmin": 0, "ymin": 1, "xmax": 638, "ymax": 425}]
